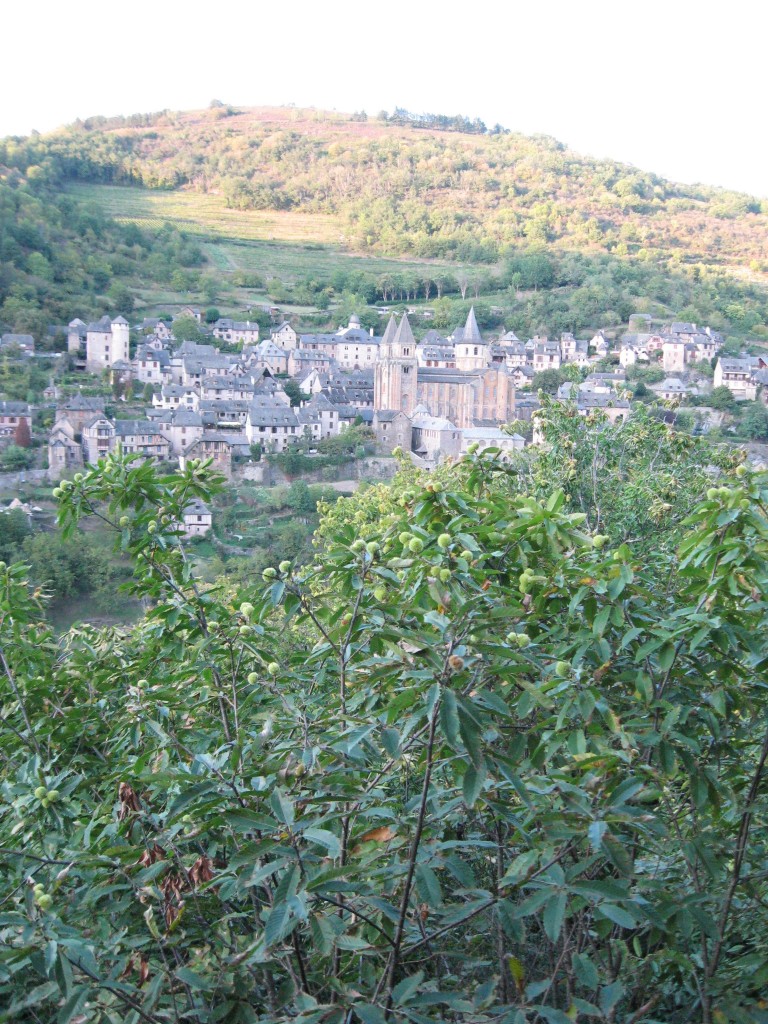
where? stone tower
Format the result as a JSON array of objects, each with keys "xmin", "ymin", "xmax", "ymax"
[
  {"xmin": 110, "ymin": 317, "xmax": 130, "ymax": 365},
  {"xmin": 374, "ymin": 314, "xmax": 418, "ymax": 415},
  {"xmin": 454, "ymin": 307, "xmax": 490, "ymax": 371}
]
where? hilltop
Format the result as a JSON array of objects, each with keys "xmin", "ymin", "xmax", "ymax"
[{"xmin": 1, "ymin": 105, "xmax": 767, "ymax": 340}]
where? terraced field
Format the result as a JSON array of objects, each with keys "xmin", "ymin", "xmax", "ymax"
[{"xmin": 66, "ymin": 183, "xmax": 480, "ymax": 284}]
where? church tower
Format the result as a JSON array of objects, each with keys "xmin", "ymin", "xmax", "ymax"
[
  {"xmin": 455, "ymin": 307, "xmax": 490, "ymax": 371},
  {"xmin": 375, "ymin": 314, "xmax": 418, "ymax": 414}
]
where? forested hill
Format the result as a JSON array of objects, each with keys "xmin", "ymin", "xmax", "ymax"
[
  {"xmin": 5, "ymin": 105, "xmax": 766, "ymax": 268},
  {"xmin": 1, "ymin": 105, "xmax": 767, "ymax": 342}
]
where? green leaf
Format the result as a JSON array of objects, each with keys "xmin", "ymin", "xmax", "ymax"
[
  {"xmin": 462, "ymin": 762, "xmax": 486, "ymax": 807},
  {"xmin": 598, "ymin": 980, "xmax": 624, "ymax": 1014},
  {"xmin": 533, "ymin": 1006, "xmax": 575, "ymax": 1024},
  {"xmin": 355, "ymin": 1006, "xmax": 388, "ymax": 1024},
  {"xmin": 598, "ymin": 903, "xmax": 637, "ymax": 928},
  {"xmin": 457, "ymin": 701, "xmax": 483, "ymax": 765},
  {"xmin": 175, "ymin": 967, "xmax": 216, "ymax": 991},
  {"xmin": 593, "ymin": 606, "xmax": 610, "ymax": 636},
  {"xmin": 440, "ymin": 689, "xmax": 461, "ymax": 747},
  {"xmin": 543, "ymin": 891, "xmax": 567, "ymax": 942},
  {"xmin": 303, "ymin": 828, "xmax": 341, "ymax": 858},
  {"xmin": 265, "ymin": 900, "xmax": 295, "ymax": 947},
  {"xmin": 588, "ymin": 820, "xmax": 607, "ymax": 851},
  {"xmin": 56, "ymin": 988, "xmax": 91, "ymax": 1024},
  {"xmin": 393, "ymin": 971, "xmax": 424, "ymax": 1005},
  {"xmin": 572, "ymin": 951, "xmax": 598, "ymax": 989},
  {"xmin": 381, "ymin": 727, "xmax": 401, "ymax": 758},
  {"xmin": 270, "ymin": 787, "xmax": 295, "ymax": 826},
  {"xmin": 415, "ymin": 864, "xmax": 443, "ymax": 908}
]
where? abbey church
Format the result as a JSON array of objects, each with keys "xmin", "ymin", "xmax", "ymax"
[{"xmin": 373, "ymin": 309, "xmax": 517, "ymax": 436}]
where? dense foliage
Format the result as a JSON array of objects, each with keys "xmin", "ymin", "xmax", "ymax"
[
  {"xmin": 2, "ymin": 417, "xmax": 768, "ymax": 1023},
  {"xmin": 0, "ymin": 165, "xmax": 207, "ymax": 337}
]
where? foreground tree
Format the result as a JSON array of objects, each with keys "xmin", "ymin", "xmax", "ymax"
[{"xmin": 1, "ymin": 437, "xmax": 768, "ymax": 1022}]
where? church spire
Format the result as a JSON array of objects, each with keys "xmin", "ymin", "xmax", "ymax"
[
  {"xmin": 463, "ymin": 307, "xmax": 483, "ymax": 345},
  {"xmin": 393, "ymin": 312, "xmax": 416, "ymax": 352},
  {"xmin": 380, "ymin": 314, "xmax": 397, "ymax": 349}
]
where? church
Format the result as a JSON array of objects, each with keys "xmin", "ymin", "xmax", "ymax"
[{"xmin": 373, "ymin": 309, "xmax": 517, "ymax": 448}]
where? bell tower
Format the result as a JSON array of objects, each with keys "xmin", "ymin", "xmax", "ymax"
[{"xmin": 375, "ymin": 314, "xmax": 418, "ymax": 414}]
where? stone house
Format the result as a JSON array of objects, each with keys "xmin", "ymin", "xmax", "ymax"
[
  {"xmin": 48, "ymin": 421, "xmax": 83, "ymax": 475},
  {"xmin": 212, "ymin": 319, "xmax": 260, "ymax": 345},
  {"xmin": 182, "ymin": 498, "xmax": 212, "ymax": 537},
  {"xmin": 82, "ymin": 415, "xmax": 116, "ymax": 463},
  {"xmin": 411, "ymin": 409, "xmax": 461, "ymax": 460},
  {"xmin": 372, "ymin": 410, "xmax": 412, "ymax": 454},
  {"xmin": 113, "ymin": 420, "xmax": 171, "ymax": 461},
  {"xmin": 271, "ymin": 322, "xmax": 299, "ymax": 349},
  {"xmin": 713, "ymin": 358, "xmax": 757, "ymax": 401},
  {"xmin": 0, "ymin": 401, "xmax": 32, "ymax": 439}
]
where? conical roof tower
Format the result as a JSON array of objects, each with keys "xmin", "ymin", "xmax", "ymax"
[
  {"xmin": 379, "ymin": 314, "xmax": 398, "ymax": 356},
  {"xmin": 393, "ymin": 313, "xmax": 416, "ymax": 354},
  {"xmin": 463, "ymin": 307, "xmax": 483, "ymax": 344}
]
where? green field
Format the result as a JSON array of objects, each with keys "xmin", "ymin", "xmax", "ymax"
[{"xmin": 66, "ymin": 183, "xmax": 482, "ymax": 285}]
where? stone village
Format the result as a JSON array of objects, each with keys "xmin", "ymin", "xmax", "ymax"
[{"xmin": 4, "ymin": 305, "xmax": 767, "ymax": 534}]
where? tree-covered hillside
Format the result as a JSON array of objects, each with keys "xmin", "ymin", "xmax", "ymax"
[
  {"xmin": 1, "ymin": 105, "xmax": 767, "ymax": 341},
  {"xmin": 7, "ymin": 106, "xmax": 767, "ymax": 268}
]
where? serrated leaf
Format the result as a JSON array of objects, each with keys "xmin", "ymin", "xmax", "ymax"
[
  {"xmin": 543, "ymin": 891, "xmax": 567, "ymax": 942},
  {"xmin": 354, "ymin": 1006, "xmax": 387, "ymax": 1024},
  {"xmin": 303, "ymin": 828, "xmax": 341, "ymax": 858},
  {"xmin": 463, "ymin": 762, "xmax": 486, "ymax": 807},
  {"xmin": 393, "ymin": 971, "xmax": 424, "ymax": 1005},
  {"xmin": 270, "ymin": 788, "xmax": 294, "ymax": 826},
  {"xmin": 56, "ymin": 988, "xmax": 90, "ymax": 1024},
  {"xmin": 415, "ymin": 864, "xmax": 442, "ymax": 908},
  {"xmin": 440, "ymin": 689, "xmax": 461, "ymax": 747},
  {"xmin": 265, "ymin": 901, "xmax": 294, "ymax": 947},
  {"xmin": 598, "ymin": 903, "xmax": 637, "ymax": 928},
  {"xmin": 588, "ymin": 820, "xmax": 607, "ymax": 851},
  {"xmin": 175, "ymin": 967, "xmax": 215, "ymax": 991}
]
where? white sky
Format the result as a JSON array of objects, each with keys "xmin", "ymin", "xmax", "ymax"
[{"xmin": 4, "ymin": 0, "xmax": 766, "ymax": 197}]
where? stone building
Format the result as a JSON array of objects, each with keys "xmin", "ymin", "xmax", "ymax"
[{"xmin": 374, "ymin": 311, "xmax": 517, "ymax": 445}]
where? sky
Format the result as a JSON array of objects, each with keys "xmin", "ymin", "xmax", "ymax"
[{"xmin": 4, "ymin": 0, "xmax": 766, "ymax": 197}]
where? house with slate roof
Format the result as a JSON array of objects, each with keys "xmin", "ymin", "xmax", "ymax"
[
  {"xmin": 372, "ymin": 410, "xmax": 412, "ymax": 454},
  {"xmin": 0, "ymin": 401, "xmax": 32, "ymax": 439},
  {"xmin": 714, "ymin": 358, "xmax": 758, "ymax": 401},
  {"xmin": 411, "ymin": 407, "xmax": 461, "ymax": 460},
  {"xmin": 181, "ymin": 432, "xmax": 250, "ymax": 476},
  {"xmin": 113, "ymin": 420, "xmax": 170, "ymax": 461},
  {"xmin": 271, "ymin": 322, "xmax": 299, "ymax": 349},
  {"xmin": 245, "ymin": 402, "xmax": 302, "ymax": 452},
  {"xmin": 54, "ymin": 396, "xmax": 105, "ymax": 436},
  {"xmin": 182, "ymin": 499, "xmax": 212, "ymax": 537},
  {"xmin": 82, "ymin": 415, "xmax": 116, "ymax": 463},
  {"xmin": 212, "ymin": 319, "xmax": 260, "ymax": 345},
  {"xmin": 155, "ymin": 408, "xmax": 204, "ymax": 455},
  {"xmin": 48, "ymin": 421, "xmax": 83, "ymax": 475}
]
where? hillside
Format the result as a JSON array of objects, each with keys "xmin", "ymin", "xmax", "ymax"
[{"xmin": 1, "ymin": 105, "xmax": 767, "ymax": 340}]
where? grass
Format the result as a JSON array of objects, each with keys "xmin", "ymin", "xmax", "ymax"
[
  {"xmin": 66, "ymin": 183, "xmax": 484, "ymax": 285},
  {"xmin": 67, "ymin": 183, "xmax": 343, "ymax": 244}
]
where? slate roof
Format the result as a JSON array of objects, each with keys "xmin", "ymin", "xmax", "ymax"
[
  {"xmin": 113, "ymin": 420, "xmax": 168, "ymax": 437},
  {"xmin": 393, "ymin": 314, "xmax": 416, "ymax": 350},
  {"xmin": 461, "ymin": 307, "xmax": 483, "ymax": 345},
  {"xmin": 374, "ymin": 410, "xmax": 408, "ymax": 423}
]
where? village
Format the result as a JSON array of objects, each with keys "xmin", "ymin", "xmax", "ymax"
[{"xmin": 2, "ymin": 303, "xmax": 767, "ymax": 537}]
